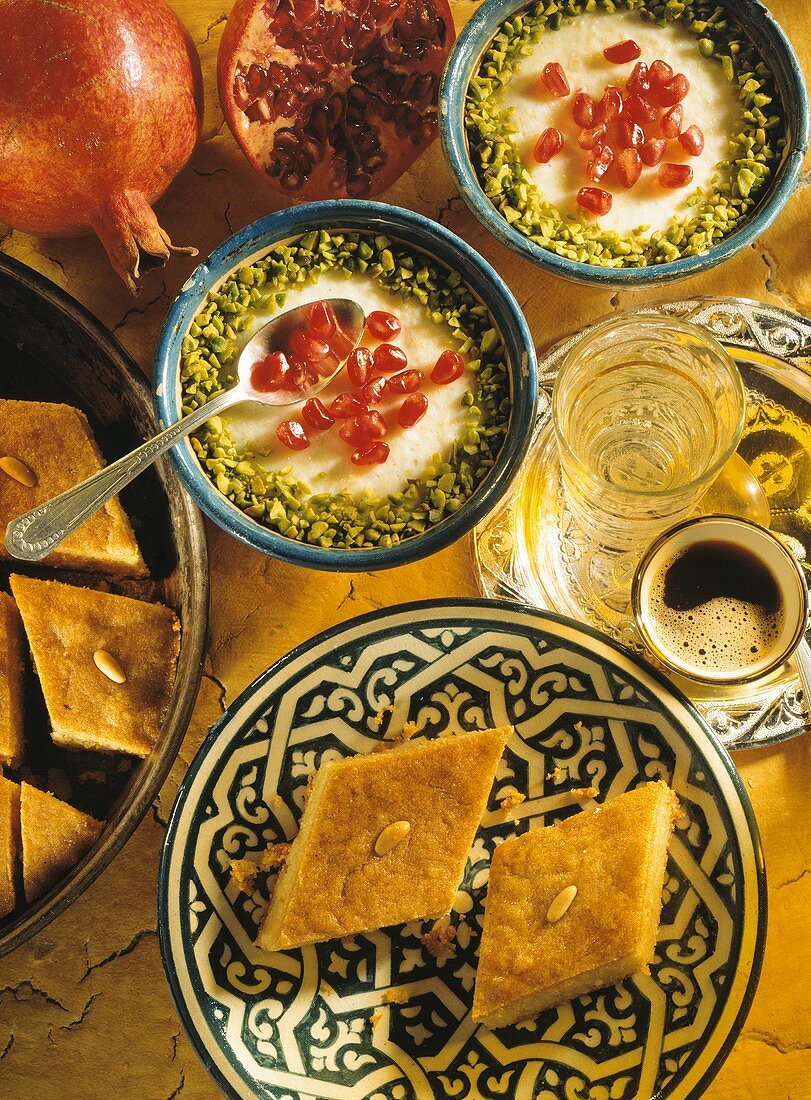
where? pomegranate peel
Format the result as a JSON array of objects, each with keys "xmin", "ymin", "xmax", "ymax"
[{"xmin": 0, "ymin": 0, "xmax": 202, "ymax": 295}]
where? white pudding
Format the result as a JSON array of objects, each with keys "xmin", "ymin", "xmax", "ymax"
[
  {"xmin": 226, "ymin": 271, "xmax": 471, "ymax": 498},
  {"xmin": 499, "ymin": 9, "xmax": 742, "ymax": 236}
]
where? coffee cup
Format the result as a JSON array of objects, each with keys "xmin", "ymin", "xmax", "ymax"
[{"xmin": 631, "ymin": 516, "xmax": 808, "ymax": 686}]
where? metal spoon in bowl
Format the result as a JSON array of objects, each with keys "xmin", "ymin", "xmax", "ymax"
[{"xmin": 4, "ymin": 298, "xmax": 365, "ymax": 563}]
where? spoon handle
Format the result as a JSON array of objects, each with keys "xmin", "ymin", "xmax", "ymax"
[{"xmin": 4, "ymin": 389, "xmax": 238, "ymax": 562}]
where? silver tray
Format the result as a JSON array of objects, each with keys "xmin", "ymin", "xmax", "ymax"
[{"xmin": 475, "ymin": 296, "xmax": 811, "ymax": 749}]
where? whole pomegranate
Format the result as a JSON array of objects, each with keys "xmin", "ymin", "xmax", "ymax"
[
  {"xmin": 218, "ymin": 0, "xmax": 455, "ymax": 200},
  {"xmin": 0, "ymin": 0, "xmax": 203, "ymax": 293}
]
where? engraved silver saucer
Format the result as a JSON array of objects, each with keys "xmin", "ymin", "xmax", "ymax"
[{"xmin": 475, "ymin": 296, "xmax": 811, "ymax": 749}]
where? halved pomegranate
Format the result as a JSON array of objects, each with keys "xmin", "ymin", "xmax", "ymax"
[{"xmin": 218, "ymin": 0, "xmax": 455, "ymax": 199}]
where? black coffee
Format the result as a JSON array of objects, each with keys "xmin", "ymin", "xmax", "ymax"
[
  {"xmin": 648, "ymin": 539, "xmax": 785, "ymax": 675},
  {"xmin": 662, "ymin": 540, "xmax": 782, "ymax": 615}
]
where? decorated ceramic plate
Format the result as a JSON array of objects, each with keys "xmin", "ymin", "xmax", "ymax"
[{"xmin": 158, "ymin": 599, "xmax": 765, "ymax": 1100}]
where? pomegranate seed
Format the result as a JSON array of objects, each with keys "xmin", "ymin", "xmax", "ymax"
[
  {"xmin": 308, "ymin": 300, "xmax": 336, "ymax": 339},
  {"xmin": 603, "ymin": 39, "xmax": 641, "ymax": 64},
  {"xmin": 338, "ymin": 422, "xmax": 363, "ymax": 447},
  {"xmin": 366, "ymin": 310, "xmax": 402, "ymax": 340},
  {"xmin": 351, "ymin": 441, "xmax": 390, "ymax": 466},
  {"xmin": 639, "ymin": 137, "xmax": 667, "ymax": 166},
  {"xmin": 430, "ymin": 349, "xmax": 465, "ymax": 385},
  {"xmin": 301, "ymin": 397, "xmax": 335, "ymax": 432},
  {"xmin": 398, "ymin": 393, "xmax": 429, "ymax": 428},
  {"xmin": 587, "ymin": 143, "xmax": 614, "ymax": 182},
  {"xmin": 288, "ymin": 360, "xmax": 319, "ymax": 392},
  {"xmin": 247, "ymin": 63, "xmax": 266, "ymax": 92},
  {"xmin": 615, "ymin": 147, "xmax": 642, "ymax": 188},
  {"xmin": 361, "ymin": 375, "xmax": 387, "ymax": 405},
  {"xmin": 679, "ymin": 124, "xmax": 705, "ymax": 156},
  {"xmin": 617, "ymin": 119, "xmax": 644, "ymax": 149},
  {"xmin": 625, "ymin": 94, "xmax": 657, "ymax": 125},
  {"xmin": 648, "ymin": 59, "xmax": 674, "ymax": 91},
  {"xmin": 540, "ymin": 61, "xmax": 570, "ymax": 98},
  {"xmin": 534, "ymin": 127, "xmax": 564, "ymax": 164},
  {"xmin": 358, "ymin": 410, "xmax": 387, "ymax": 439},
  {"xmin": 595, "ymin": 85, "xmax": 623, "ymax": 124},
  {"xmin": 572, "ymin": 91, "xmax": 595, "ymax": 128},
  {"xmin": 251, "ymin": 350, "xmax": 290, "ymax": 392},
  {"xmin": 328, "ymin": 324, "xmax": 356, "ymax": 361},
  {"xmin": 657, "ymin": 73, "xmax": 689, "ymax": 107},
  {"xmin": 290, "ymin": 328, "xmax": 330, "ymax": 362},
  {"xmin": 276, "ymin": 420, "xmax": 310, "ymax": 450},
  {"xmin": 658, "ymin": 162, "xmax": 694, "ymax": 188},
  {"xmin": 346, "ymin": 346, "xmax": 373, "ymax": 387},
  {"xmin": 329, "ymin": 391, "xmax": 369, "ymax": 419},
  {"xmin": 578, "ymin": 123, "xmax": 607, "ymax": 150},
  {"xmin": 373, "ymin": 343, "xmax": 407, "ymax": 373},
  {"xmin": 661, "ymin": 104, "xmax": 683, "ymax": 139},
  {"xmin": 576, "ymin": 187, "xmax": 612, "ymax": 216},
  {"xmin": 626, "ymin": 62, "xmax": 650, "ymax": 97},
  {"xmin": 339, "ymin": 411, "xmax": 387, "ymax": 446},
  {"xmin": 388, "ymin": 369, "xmax": 424, "ymax": 393}
]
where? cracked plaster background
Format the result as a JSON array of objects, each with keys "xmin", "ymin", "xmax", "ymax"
[{"xmin": 0, "ymin": 0, "xmax": 809, "ymax": 1096}]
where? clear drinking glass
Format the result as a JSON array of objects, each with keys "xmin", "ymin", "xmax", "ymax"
[{"xmin": 551, "ymin": 315, "xmax": 746, "ymax": 614}]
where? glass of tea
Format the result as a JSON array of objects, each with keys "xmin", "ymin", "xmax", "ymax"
[
  {"xmin": 632, "ymin": 516, "xmax": 808, "ymax": 685},
  {"xmin": 552, "ymin": 315, "xmax": 746, "ymax": 613}
]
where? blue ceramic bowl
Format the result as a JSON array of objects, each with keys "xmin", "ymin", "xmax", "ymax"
[
  {"xmin": 154, "ymin": 202, "xmax": 537, "ymax": 570},
  {"xmin": 439, "ymin": 0, "xmax": 809, "ymax": 288}
]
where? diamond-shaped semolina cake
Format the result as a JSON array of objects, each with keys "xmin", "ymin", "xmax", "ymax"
[
  {"xmin": 0, "ymin": 592, "xmax": 25, "ymax": 769},
  {"xmin": 20, "ymin": 782, "xmax": 103, "ymax": 903},
  {"xmin": 472, "ymin": 781, "xmax": 680, "ymax": 1029},
  {"xmin": 0, "ymin": 775, "xmax": 20, "ymax": 918},
  {"xmin": 10, "ymin": 575, "xmax": 179, "ymax": 757},
  {"xmin": 0, "ymin": 399, "xmax": 146, "ymax": 576},
  {"xmin": 257, "ymin": 726, "xmax": 513, "ymax": 951}
]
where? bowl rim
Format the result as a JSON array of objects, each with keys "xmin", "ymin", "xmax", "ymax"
[
  {"xmin": 153, "ymin": 200, "xmax": 538, "ymax": 571},
  {"xmin": 0, "ymin": 252, "xmax": 209, "ymax": 959},
  {"xmin": 438, "ymin": 0, "xmax": 810, "ymax": 287}
]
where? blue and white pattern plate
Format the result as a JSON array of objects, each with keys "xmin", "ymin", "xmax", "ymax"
[{"xmin": 158, "ymin": 599, "xmax": 765, "ymax": 1100}]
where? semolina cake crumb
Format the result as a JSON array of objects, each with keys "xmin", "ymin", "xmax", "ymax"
[
  {"xmin": 570, "ymin": 786, "xmax": 599, "ymax": 800},
  {"xmin": 384, "ymin": 987, "xmax": 411, "ymax": 1004},
  {"xmin": 260, "ymin": 842, "xmax": 290, "ymax": 871},
  {"xmin": 230, "ymin": 858, "xmax": 258, "ymax": 895},
  {"xmin": 498, "ymin": 789, "xmax": 526, "ymax": 815},
  {"xmin": 421, "ymin": 921, "xmax": 457, "ymax": 959}
]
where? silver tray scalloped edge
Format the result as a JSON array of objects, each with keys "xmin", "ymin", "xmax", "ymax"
[{"xmin": 475, "ymin": 296, "xmax": 811, "ymax": 750}]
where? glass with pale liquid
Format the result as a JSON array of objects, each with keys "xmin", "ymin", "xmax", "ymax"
[{"xmin": 552, "ymin": 315, "xmax": 746, "ymax": 613}]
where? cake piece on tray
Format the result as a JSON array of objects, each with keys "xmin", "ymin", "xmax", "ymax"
[
  {"xmin": 0, "ymin": 775, "xmax": 20, "ymax": 918},
  {"xmin": 472, "ymin": 781, "xmax": 680, "ymax": 1029},
  {"xmin": 20, "ymin": 783, "xmax": 103, "ymax": 903},
  {"xmin": 257, "ymin": 726, "xmax": 513, "ymax": 951},
  {"xmin": 0, "ymin": 592, "xmax": 25, "ymax": 769},
  {"xmin": 10, "ymin": 575, "xmax": 179, "ymax": 757},
  {"xmin": 0, "ymin": 399, "xmax": 146, "ymax": 576}
]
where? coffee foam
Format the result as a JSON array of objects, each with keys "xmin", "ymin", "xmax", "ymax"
[{"xmin": 647, "ymin": 566, "xmax": 785, "ymax": 675}]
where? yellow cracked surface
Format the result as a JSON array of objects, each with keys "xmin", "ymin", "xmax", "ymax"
[{"xmin": 1, "ymin": 0, "xmax": 810, "ymax": 1095}]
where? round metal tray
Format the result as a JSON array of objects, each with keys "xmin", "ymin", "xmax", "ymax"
[
  {"xmin": 475, "ymin": 296, "xmax": 811, "ymax": 749},
  {"xmin": 0, "ymin": 254, "xmax": 209, "ymax": 957}
]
